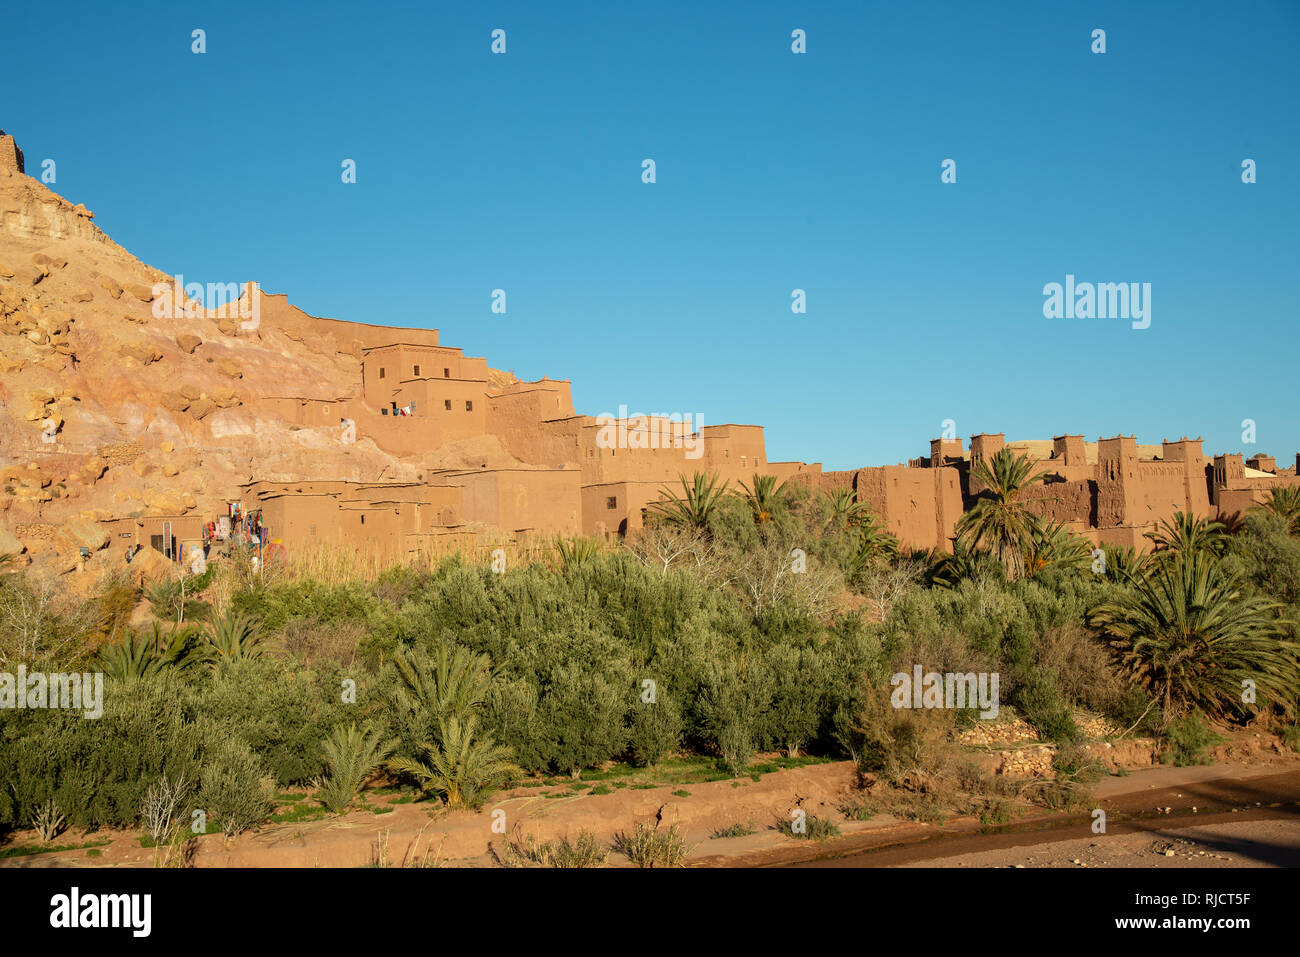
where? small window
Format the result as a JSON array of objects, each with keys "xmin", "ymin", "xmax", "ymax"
[
  {"xmin": 381, "ymin": 408, "xmax": 388, "ymax": 416},
  {"xmin": 444, "ymin": 399, "xmax": 451, "ymax": 410},
  {"xmin": 414, "ymin": 364, "xmax": 421, "ymax": 377},
  {"xmin": 606, "ymin": 496, "xmax": 617, "ymax": 509},
  {"xmin": 379, "ymin": 367, "xmax": 385, "ymax": 379},
  {"xmin": 360, "ymin": 515, "xmax": 365, "ymax": 525},
  {"xmin": 465, "ymin": 400, "xmax": 473, "ymax": 412},
  {"xmin": 443, "ymin": 368, "xmax": 450, "ymax": 378}
]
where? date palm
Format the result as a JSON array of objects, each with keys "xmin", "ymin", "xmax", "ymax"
[
  {"xmin": 388, "ymin": 715, "xmax": 520, "ymax": 808},
  {"xmin": 956, "ymin": 448, "xmax": 1049, "ymax": 580},
  {"xmin": 316, "ymin": 722, "xmax": 396, "ymax": 814},
  {"xmin": 823, "ymin": 487, "xmax": 869, "ymax": 530},
  {"xmin": 98, "ymin": 621, "xmax": 203, "ymax": 681},
  {"xmin": 1088, "ymin": 549, "xmax": 1300, "ymax": 724},
  {"xmin": 1144, "ymin": 511, "xmax": 1227, "ymax": 556},
  {"xmin": 390, "ymin": 641, "xmax": 492, "ymax": 742},
  {"xmin": 1098, "ymin": 544, "xmax": 1150, "ymax": 585},
  {"xmin": 1024, "ymin": 520, "xmax": 1092, "ymax": 576},
  {"xmin": 647, "ymin": 472, "xmax": 730, "ymax": 530},
  {"xmin": 1257, "ymin": 486, "xmax": 1300, "ymax": 535},
  {"xmin": 738, "ymin": 473, "xmax": 790, "ymax": 524},
  {"xmin": 846, "ymin": 512, "xmax": 901, "ymax": 580},
  {"xmin": 204, "ymin": 611, "xmax": 264, "ymax": 663}
]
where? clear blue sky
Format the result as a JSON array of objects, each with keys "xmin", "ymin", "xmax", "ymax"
[{"xmin": 4, "ymin": 1, "xmax": 1297, "ymax": 470}]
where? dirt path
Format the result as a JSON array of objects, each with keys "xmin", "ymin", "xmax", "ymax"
[{"xmin": 5, "ymin": 759, "xmax": 1298, "ymax": 869}]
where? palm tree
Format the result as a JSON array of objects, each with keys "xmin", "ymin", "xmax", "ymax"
[
  {"xmin": 647, "ymin": 472, "xmax": 731, "ymax": 530},
  {"xmin": 823, "ymin": 488, "xmax": 869, "ymax": 530},
  {"xmin": 204, "ymin": 611, "xmax": 264, "ymax": 663},
  {"xmin": 316, "ymin": 723, "xmax": 396, "ymax": 814},
  {"xmin": 388, "ymin": 715, "xmax": 520, "ymax": 808},
  {"xmin": 956, "ymin": 448, "xmax": 1050, "ymax": 580},
  {"xmin": 1024, "ymin": 521, "xmax": 1092, "ymax": 576},
  {"xmin": 391, "ymin": 642, "xmax": 492, "ymax": 724},
  {"xmin": 554, "ymin": 536, "xmax": 600, "ymax": 574},
  {"xmin": 738, "ymin": 474, "xmax": 790, "ymax": 524},
  {"xmin": 1098, "ymin": 544, "xmax": 1151, "ymax": 585},
  {"xmin": 1088, "ymin": 549, "xmax": 1300, "ymax": 724},
  {"xmin": 1144, "ymin": 511, "xmax": 1227, "ymax": 556},
  {"xmin": 924, "ymin": 541, "xmax": 1005, "ymax": 589},
  {"xmin": 845, "ymin": 512, "xmax": 901, "ymax": 581},
  {"xmin": 1256, "ymin": 486, "xmax": 1300, "ymax": 535},
  {"xmin": 98, "ymin": 622, "xmax": 203, "ymax": 681}
]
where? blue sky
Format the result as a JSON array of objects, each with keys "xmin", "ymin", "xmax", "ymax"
[{"xmin": 3, "ymin": 1, "xmax": 1297, "ymax": 470}]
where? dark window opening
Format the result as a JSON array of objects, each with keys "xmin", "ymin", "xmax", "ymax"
[
  {"xmin": 465, "ymin": 400, "xmax": 473, "ymax": 411},
  {"xmin": 414, "ymin": 364, "xmax": 421, "ymax": 377},
  {"xmin": 443, "ymin": 368, "xmax": 450, "ymax": 378},
  {"xmin": 606, "ymin": 496, "xmax": 617, "ymax": 509},
  {"xmin": 444, "ymin": 399, "xmax": 452, "ymax": 410},
  {"xmin": 379, "ymin": 367, "xmax": 385, "ymax": 379}
]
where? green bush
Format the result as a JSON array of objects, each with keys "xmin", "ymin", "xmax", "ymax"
[
  {"xmin": 1162, "ymin": 714, "xmax": 1223, "ymax": 767},
  {"xmin": 0, "ymin": 676, "xmax": 221, "ymax": 832},
  {"xmin": 496, "ymin": 830, "xmax": 608, "ymax": 868},
  {"xmin": 614, "ymin": 822, "xmax": 690, "ymax": 867},
  {"xmin": 199, "ymin": 738, "xmax": 275, "ymax": 838},
  {"xmin": 1015, "ymin": 671, "xmax": 1079, "ymax": 743},
  {"xmin": 625, "ymin": 690, "xmax": 683, "ymax": 767},
  {"xmin": 194, "ymin": 658, "xmax": 362, "ymax": 786}
]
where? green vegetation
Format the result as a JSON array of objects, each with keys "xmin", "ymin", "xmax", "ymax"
[
  {"xmin": 778, "ymin": 815, "xmax": 841, "ymax": 840},
  {"xmin": 1162, "ymin": 713, "xmax": 1224, "ymax": 767},
  {"xmin": 495, "ymin": 830, "xmax": 608, "ymax": 868},
  {"xmin": 2, "ymin": 468, "xmax": 1298, "ymax": 851},
  {"xmin": 614, "ymin": 822, "xmax": 690, "ymax": 867},
  {"xmin": 315, "ymin": 723, "xmax": 395, "ymax": 813},
  {"xmin": 710, "ymin": 821, "xmax": 757, "ymax": 839}
]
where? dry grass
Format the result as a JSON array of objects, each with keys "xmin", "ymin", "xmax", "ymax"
[{"xmin": 273, "ymin": 536, "xmax": 612, "ymax": 586}]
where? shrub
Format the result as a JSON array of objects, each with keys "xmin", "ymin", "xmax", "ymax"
[
  {"xmin": 1162, "ymin": 714, "xmax": 1223, "ymax": 767},
  {"xmin": 711, "ymin": 821, "xmax": 757, "ymax": 838},
  {"xmin": 625, "ymin": 690, "xmax": 683, "ymax": 767},
  {"xmin": 199, "ymin": 738, "xmax": 275, "ymax": 839},
  {"xmin": 1022, "ymin": 745, "xmax": 1103, "ymax": 811},
  {"xmin": 196, "ymin": 658, "xmax": 358, "ymax": 786},
  {"xmin": 1014, "ymin": 671, "xmax": 1079, "ymax": 743},
  {"xmin": 614, "ymin": 822, "xmax": 690, "ymax": 868},
  {"xmin": 533, "ymin": 662, "xmax": 628, "ymax": 777},
  {"xmin": 0, "ymin": 677, "xmax": 221, "ymax": 832},
  {"xmin": 140, "ymin": 772, "xmax": 194, "ymax": 846},
  {"xmin": 31, "ymin": 799, "xmax": 66, "ymax": 843},
  {"xmin": 496, "ymin": 830, "xmax": 608, "ymax": 868},
  {"xmin": 779, "ymin": 814, "xmax": 840, "ymax": 840}
]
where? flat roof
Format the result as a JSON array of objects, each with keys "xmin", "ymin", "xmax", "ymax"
[{"xmin": 363, "ymin": 342, "xmax": 463, "ymax": 354}]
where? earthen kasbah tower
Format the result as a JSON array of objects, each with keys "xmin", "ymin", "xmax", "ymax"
[
  {"xmin": 0, "ymin": 131, "xmax": 24, "ymax": 175},
  {"xmin": 0, "ymin": 129, "xmax": 1297, "ymax": 572}
]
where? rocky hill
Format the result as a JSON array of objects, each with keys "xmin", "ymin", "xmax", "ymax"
[{"xmin": 0, "ymin": 131, "xmax": 519, "ymax": 572}]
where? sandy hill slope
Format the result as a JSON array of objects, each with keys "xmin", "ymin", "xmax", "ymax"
[{"xmin": 0, "ymin": 144, "xmax": 517, "ymax": 567}]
